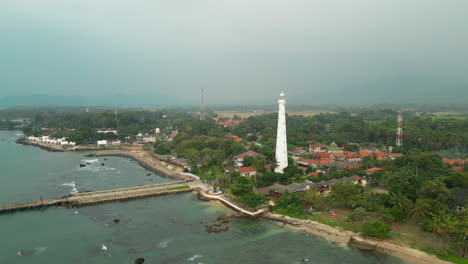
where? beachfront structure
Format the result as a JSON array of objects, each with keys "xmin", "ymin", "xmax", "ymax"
[
  {"xmin": 97, "ymin": 128, "xmax": 117, "ymax": 134},
  {"xmin": 275, "ymin": 91, "xmax": 288, "ymax": 173},
  {"xmin": 28, "ymin": 136, "xmax": 75, "ymax": 146},
  {"xmin": 97, "ymin": 140, "xmax": 107, "ymax": 146},
  {"xmin": 236, "ymin": 167, "xmax": 257, "ymax": 177}
]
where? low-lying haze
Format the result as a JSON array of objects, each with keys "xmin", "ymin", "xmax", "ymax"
[{"xmin": 1, "ymin": 1, "xmax": 467, "ymax": 105}]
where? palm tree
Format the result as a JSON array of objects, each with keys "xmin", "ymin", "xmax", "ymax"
[{"xmin": 390, "ymin": 193, "xmax": 413, "ymax": 217}]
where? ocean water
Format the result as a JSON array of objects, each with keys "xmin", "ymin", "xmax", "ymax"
[{"xmin": 0, "ymin": 131, "xmax": 407, "ymax": 264}]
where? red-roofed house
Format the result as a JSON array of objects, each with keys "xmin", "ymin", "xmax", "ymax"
[
  {"xmin": 452, "ymin": 166, "xmax": 464, "ymax": 172},
  {"xmin": 166, "ymin": 131, "xmax": 179, "ymax": 141},
  {"xmin": 224, "ymin": 135, "xmax": 243, "ymax": 142},
  {"xmin": 337, "ymin": 163, "xmax": 362, "ymax": 171},
  {"xmin": 319, "ymin": 158, "xmax": 334, "ymax": 165},
  {"xmin": 442, "ymin": 158, "xmax": 466, "ymax": 166},
  {"xmin": 314, "ymin": 152, "xmax": 331, "ymax": 160},
  {"xmin": 308, "ymin": 172, "xmax": 321, "ymax": 177},
  {"xmin": 389, "ymin": 153, "xmax": 404, "ymax": 159},
  {"xmin": 234, "ymin": 150, "xmax": 261, "ymax": 167},
  {"xmin": 236, "ymin": 167, "xmax": 257, "ymax": 177},
  {"xmin": 331, "ymin": 152, "xmax": 345, "ymax": 161},
  {"xmin": 365, "ymin": 167, "xmax": 384, "ymax": 174},
  {"xmin": 292, "ymin": 146, "xmax": 307, "ymax": 154},
  {"xmin": 218, "ymin": 120, "xmax": 244, "ymax": 127},
  {"xmin": 359, "ymin": 150, "xmax": 372, "ymax": 157},
  {"xmin": 371, "ymin": 152, "xmax": 388, "ymax": 158}
]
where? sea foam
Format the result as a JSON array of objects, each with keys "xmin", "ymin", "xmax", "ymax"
[
  {"xmin": 188, "ymin": 254, "xmax": 203, "ymax": 261},
  {"xmin": 62, "ymin": 181, "xmax": 78, "ymax": 194},
  {"xmin": 81, "ymin": 159, "xmax": 99, "ymax": 164}
]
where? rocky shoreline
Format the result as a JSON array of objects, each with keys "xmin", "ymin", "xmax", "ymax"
[
  {"xmin": 18, "ymin": 141, "xmax": 453, "ymax": 264},
  {"xmin": 17, "ymin": 137, "xmax": 65, "ymax": 152},
  {"xmin": 262, "ymin": 213, "xmax": 451, "ymax": 264}
]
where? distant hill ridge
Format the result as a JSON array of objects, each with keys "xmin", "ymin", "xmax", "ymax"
[{"xmin": 0, "ymin": 94, "xmax": 188, "ymax": 107}]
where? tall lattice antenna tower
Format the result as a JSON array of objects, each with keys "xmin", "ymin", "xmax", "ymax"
[
  {"xmin": 396, "ymin": 109, "xmax": 403, "ymax": 148},
  {"xmin": 200, "ymin": 88, "xmax": 206, "ymax": 121}
]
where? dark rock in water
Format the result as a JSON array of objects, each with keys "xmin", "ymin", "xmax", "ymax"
[
  {"xmin": 213, "ymin": 226, "xmax": 229, "ymax": 233},
  {"xmin": 103, "ymin": 158, "xmax": 107, "ymax": 161},
  {"xmin": 348, "ymin": 236, "xmax": 377, "ymax": 251},
  {"xmin": 113, "ymin": 219, "xmax": 120, "ymax": 224},
  {"xmin": 216, "ymin": 215, "xmax": 231, "ymax": 223},
  {"xmin": 205, "ymin": 225, "xmax": 213, "ymax": 233},
  {"xmin": 86, "ymin": 162, "xmax": 91, "ymax": 165},
  {"xmin": 101, "ymin": 163, "xmax": 105, "ymax": 166},
  {"xmin": 135, "ymin": 257, "xmax": 145, "ymax": 264},
  {"xmin": 213, "ymin": 223, "xmax": 222, "ymax": 227},
  {"xmin": 146, "ymin": 173, "xmax": 151, "ymax": 176},
  {"xmin": 79, "ymin": 164, "xmax": 86, "ymax": 167}
]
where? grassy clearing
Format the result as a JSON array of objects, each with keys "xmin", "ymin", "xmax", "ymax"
[
  {"xmin": 198, "ymin": 173, "xmax": 217, "ymax": 180},
  {"xmin": 432, "ymin": 116, "xmax": 468, "ymax": 120},
  {"xmin": 167, "ymin": 185, "xmax": 190, "ymax": 190},
  {"xmin": 273, "ymin": 208, "xmax": 308, "ymax": 220},
  {"xmin": 309, "ymin": 216, "xmax": 360, "ymax": 232},
  {"xmin": 420, "ymin": 248, "xmax": 468, "ymax": 264}
]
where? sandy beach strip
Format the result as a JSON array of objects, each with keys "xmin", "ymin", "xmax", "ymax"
[{"xmin": 262, "ymin": 213, "xmax": 452, "ymax": 264}]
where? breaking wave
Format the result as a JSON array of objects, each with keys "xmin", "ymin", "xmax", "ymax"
[
  {"xmin": 62, "ymin": 181, "xmax": 78, "ymax": 194},
  {"xmin": 188, "ymin": 254, "xmax": 203, "ymax": 261},
  {"xmin": 81, "ymin": 159, "xmax": 99, "ymax": 164},
  {"xmin": 16, "ymin": 247, "xmax": 46, "ymax": 257},
  {"xmin": 157, "ymin": 240, "xmax": 170, "ymax": 248}
]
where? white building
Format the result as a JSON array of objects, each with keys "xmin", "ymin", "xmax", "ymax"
[
  {"xmin": 97, "ymin": 128, "xmax": 117, "ymax": 134},
  {"xmin": 110, "ymin": 140, "xmax": 121, "ymax": 145},
  {"xmin": 143, "ymin": 136, "xmax": 156, "ymax": 143},
  {"xmin": 97, "ymin": 140, "xmax": 107, "ymax": 146},
  {"xmin": 275, "ymin": 91, "xmax": 288, "ymax": 173}
]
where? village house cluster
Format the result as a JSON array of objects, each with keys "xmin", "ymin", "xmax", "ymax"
[
  {"xmin": 232, "ymin": 140, "xmax": 403, "ymax": 179},
  {"xmin": 27, "ymin": 135, "xmax": 76, "ymax": 147}
]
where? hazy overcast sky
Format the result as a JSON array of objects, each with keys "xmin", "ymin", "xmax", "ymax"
[{"xmin": 1, "ymin": 1, "xmax": 467, "ymax": 104}]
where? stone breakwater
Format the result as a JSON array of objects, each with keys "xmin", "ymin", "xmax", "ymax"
[
  {"xmin": 86, "ymin": 151, "xmax": 188, "ymax": 181},
  {"xmin": 262, "ymin": 213, "xmax": 451, "ymax": 264}
]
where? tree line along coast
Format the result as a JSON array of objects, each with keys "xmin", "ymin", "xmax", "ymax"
[{"xmin": 3, "ymin": 106, "xmax": 468, "ymax": 263}]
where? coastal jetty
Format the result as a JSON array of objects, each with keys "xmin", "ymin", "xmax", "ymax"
[
  {"xmin": 198, "ymin": 192, "xmax": 265, "ymax": 217},
  {"xmin": 0, "ymin": 181, "xmax": 197, "ymax": 214}
]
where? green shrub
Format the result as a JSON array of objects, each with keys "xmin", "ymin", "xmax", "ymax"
[
  {"xmin": 388, "ymin": 206, "xmax": 405, "ymax": 222},
  {"xmin": 361, "ymin": 220, "xmax": 390, "ymax": 238}
]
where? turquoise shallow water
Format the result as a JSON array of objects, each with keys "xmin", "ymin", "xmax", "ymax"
[{"xmin": 0, "ymin": 131, "xmax": 407, "ymax": 264}]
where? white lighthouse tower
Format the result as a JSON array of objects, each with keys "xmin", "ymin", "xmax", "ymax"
[{"xmin": 275, "ymin": 91, "xmax": 288, "ymax": 173}]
